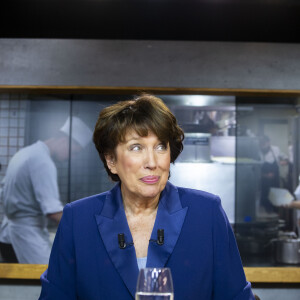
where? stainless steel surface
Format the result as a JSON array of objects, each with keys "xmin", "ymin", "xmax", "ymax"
[
  {"xmin": 177, "ymin": 133, "xmax": 211, "ymax": 163},
  {"xmin": 211, "ymin": 136, "xmax": 235, "ymax": 158},
  {"xmin": 274, "ymin": 238, "xmax": 300, "ymax": 264},
  {"xmin": 169, "ymin": 162, "xmax": 235, "ymax": 223},
  {"xmin": 278, "ymin": 231, "xmax": 297, "ymax": 239},
  {"xmin": 236, "ymin": 235, "xmax": 268, "ymax": 254},
  {"xmin": 162, "ymin": 95, "xmax": 235, "ymax": 108},
  {"xmin": 236, "ymin": 217, "xmax": 281, "ymax": 255}
]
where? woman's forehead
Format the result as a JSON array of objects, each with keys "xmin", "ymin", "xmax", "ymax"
[{"xmin": 123, "ymin": 129, "xmax": 157, "ymax": 142}]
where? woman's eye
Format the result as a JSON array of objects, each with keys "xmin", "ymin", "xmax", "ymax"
[
  {"xmin": 157, "ymin": 143, "xmax": 167, "ymax": 151},
  {"xmin": 130, "ymin": 144, "xmax": 141, "ymax": 151}
]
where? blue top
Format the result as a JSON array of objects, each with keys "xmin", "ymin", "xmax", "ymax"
[
  {"xmin": 39, "ymin": 181, "xmax": 255, "ymax": 300},
  {"xmin": 137, "ymin": 257, "xmax": 147, "ymax": 270}
]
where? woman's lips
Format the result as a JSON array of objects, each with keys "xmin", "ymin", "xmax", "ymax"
[{"xmin": 140, "ymin": 176, "xmax": 160, "ymax": 184}]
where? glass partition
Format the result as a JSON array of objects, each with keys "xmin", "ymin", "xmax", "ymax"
[
  {"xmin": 162, "ymin": 95, "xmax": 236, "ymax": 223},
  {"xmin": 69, "ymin": 95, "xmax": 119, "ymax": 201},
  {"xmin": 0, "ymin": 94, "xmax": 71, "ymax": 264},
  {"xmin": 235, "ymin": 97, "xmax": 300, "ymax": 266},
  {"xmin": 1, "ymin": 92, "xmax": 300, "ymax": 269}
]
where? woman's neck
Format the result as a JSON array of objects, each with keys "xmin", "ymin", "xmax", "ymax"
[{"xmin": 121, "ymin": 189, "xmax": 159, "ymax": 217}]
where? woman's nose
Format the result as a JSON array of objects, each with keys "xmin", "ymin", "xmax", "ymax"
[{"xmin": 144, "ymin": 150, "xmax": 157, "ymax": 169}]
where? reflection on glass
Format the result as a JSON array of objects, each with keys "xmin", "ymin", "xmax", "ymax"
[
  {"xmin": 2, "ymin": 93, "xmax": 299, "ymax": 268},
  {"xmin": 165, "ymin": 95, "xmax": 237, "ymax": 223},
  {"xmin": 236, "ymin": 98, "xmax": 300, "ymax": 266},
  {"xmin": 70, "ymin": 96, "xmax": 120, "ymax": 201},
  {"xmin": 0, "ymin": 97, "xmax": 92, "ymax": 264},
  {"xmin": 136, "ymin": 268, "xmax": 174, "ymax": 300},
  {"xmin": 70, "ymin": 95, "xmax": 237, "ymax": 224},
  {"xmin": 0, "ymin": 94, "xmax": 236, "ymax": 265}
]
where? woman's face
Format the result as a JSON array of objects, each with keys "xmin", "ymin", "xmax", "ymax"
[{"xmin": 107, "ymin": 130, "xmax": 171, "ymax": 203}]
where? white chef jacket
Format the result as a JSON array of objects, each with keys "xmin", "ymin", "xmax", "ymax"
[
  {"xmin": 0, "ymin": 141, "xmax": 63, "ymax": 264},
  {"xmin": 260, "ymin": 145, "xmax": 288, "ymax": 164}
]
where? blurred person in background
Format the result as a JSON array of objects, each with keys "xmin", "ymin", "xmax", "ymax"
[
  {"xmin": 286, "ymin": 182, "xmax": 300, "ymax": 234},
  {"xmin": 0, "ymin": 117, "xmax": 92, "ymax": 264},
  {"xmin": 286, "ymin": 201, "xmax": 300, "ymax": 209},
  {"xmin": 259, "ymin": 135, "xmax": 288, "ymax": 213}
]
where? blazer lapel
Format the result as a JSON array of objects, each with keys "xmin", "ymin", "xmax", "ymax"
[
  {"xmin": 147, "ymin": 182, "xmax": 188, "ymax": 268},
  {"xmin": 95, "ymin": 184, "xmax": 139, "ymax": 298}
]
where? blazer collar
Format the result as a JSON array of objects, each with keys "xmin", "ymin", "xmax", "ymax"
[
  {"xmin": 95, "ymin": 183, "xmax": 138, "ymax": 298},
  {"xmin": 147, "ymin": 182, "xmax": 188, "ymax": 268},
  {"xmin": 95, "ymin": 182, "xmax": 188, "ymax": 298}
]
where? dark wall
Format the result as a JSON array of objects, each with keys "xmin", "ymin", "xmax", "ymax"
[{"xmin": 1, "ymin": 0, "xmax": 300, "ymax": 43}]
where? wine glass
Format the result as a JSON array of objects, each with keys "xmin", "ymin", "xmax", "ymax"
[{"xmin": 135, "ymin": 267, "xmax": 174, "ymax": 300}]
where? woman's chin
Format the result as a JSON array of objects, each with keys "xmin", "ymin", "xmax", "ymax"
[{"xmin": 139, "ymin": 186, "xmax": 163, "ymax": 200}]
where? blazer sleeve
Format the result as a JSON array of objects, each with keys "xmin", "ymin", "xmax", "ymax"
[
  {"xmin": 39, "ymin": 204, "xmax": 77, "ymax": 300},
  {"xmin": 212, "ymin": 196, "xmax": 255, "ymax": 300}
]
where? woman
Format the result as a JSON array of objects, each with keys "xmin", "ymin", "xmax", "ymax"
[{"xmin": 39, "ymin": 94, "xmax": 255, "ymax": 299}]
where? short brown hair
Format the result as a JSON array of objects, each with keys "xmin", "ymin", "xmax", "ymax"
[{"xmin": 93, "ymin": 94, "xmax": 184, "ymax": 181}]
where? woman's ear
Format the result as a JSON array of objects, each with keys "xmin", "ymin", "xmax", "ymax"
[{"xmin": 105, "ymin": 154, "xmax": 117, "ymax": 174}]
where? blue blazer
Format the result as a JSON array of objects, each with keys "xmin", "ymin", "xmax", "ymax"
[{"xmin": 39, "ymin": 182, "xmax": 254, "ymax": 300}]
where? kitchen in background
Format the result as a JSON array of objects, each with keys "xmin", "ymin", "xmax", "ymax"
[
  {"xmin": 235, "ymin": 97, "xmax": 300, "ymax": 266},
  {"xmin": 163, "ymin": 95, "xmax": 236, "ymax": 224},
  {"xmin": 0, "ymin": 95, "xmax": 72, "ymax": 255},
  {"xmin": 1, "ymin": 93, "xmax": 300, "ymax": 266}
]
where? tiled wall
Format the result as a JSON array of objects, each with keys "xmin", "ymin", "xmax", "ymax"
[
  {"xmin": 0, "ymin": 95, "xmax": 29, "ymax": 220},
  {"xmin": 0, "ymin": 96, "xmax": 28, "ymax": 182}
]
